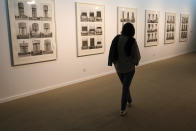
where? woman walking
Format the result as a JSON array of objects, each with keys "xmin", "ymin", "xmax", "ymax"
[{"xmin": 108, "ymin": 23, "xmax": 141, "ymax": 116}]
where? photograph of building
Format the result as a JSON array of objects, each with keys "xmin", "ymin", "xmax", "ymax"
[
  {"xmin": 18, "ymin": 40, "xmax": 31, "ymax": 57},
  {"xmin": 8, "ymin": 0, "xmax": 57, "ymax": 65},
  {"xmin": 17, "ymin": 22, "xmax": 29, "ymax": 39},
  {"xmin": 15, "ymin": 2, "xmax": 28, "ymax": 20},
  {"xmin": 145, "ymin": 10, "xmax": 160, "ymax": 47},
  {"xmin": 43, "ymin": 39, "xmax": 53, "ymax": 54},
  {"xmin": 76, "ymin": 3, "xmax": 105, "ymax": 56},
  {"xmin": 179, "ymin": 14, "xmax": 189, "ymax": 42},
  {"xmin": 164, "ymin": 12, "xmax": 176, "ymax": 44}
]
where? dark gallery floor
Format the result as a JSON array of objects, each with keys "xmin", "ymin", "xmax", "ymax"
[{"xmin": 0, "ymin": 52, "xmax": 196, "ymax": 131}]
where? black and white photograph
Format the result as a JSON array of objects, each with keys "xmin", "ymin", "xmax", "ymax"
[
  {"xmin": 31, "ymin": 39, "xmax": 42, "ymax": 56},
  {"xmin": 81, "ymin": 37, "xmax": 89, "ymax": 50},
  {"xmin": 76, "ymin": 3, "xmax": 105, "ymax": 56},
  {"xmin": 41, "ymin": 22, "xmax": 53, "ymax": 38},
  {"xmin": 147, "ymin": 13, "xmax": 158, "ymax": 23},
  {"xmin": 14, "ymin": 1, "xmax": 29, "ymax": 20},
  {"xmin": 29, "ymin": 4, "xmax": 40, "ymax": 20},
  {"xmin": 80, "ymin": 12, "xmax": 88, "ymax": 22},
  {"xmin": 8, "ymin": 0, "xmax": 57, "ymax": 65},
  {"xmin": 81, "ymin": 24, "xmax": 88, "ymax": 36},
  {"xmin": 164, "ymin": 12, "xmax": 176, "ymax": 44},
  {"xmin": 179, "ymin": 14, "xmax": 189, "ymax": 42},
  {"xmin": 80, "ymin": 10, "xmax": 102, "ymax": 22},
  {"xmin": 118, "ymin": 7, "xmax": 137, "ymax": 37},
  {"xmin": 29, "ymin": 22, "xmax": 41, "ymax": 38},
  {"xmin": 40, "ymin": 4, "xmax": 52, "ymax": 21},
  {"xmin": 17, "ymin": 39, "xmax": 31, "ymax": 57},
  {"xmin": 96, "ymin": 36, "xmax": 103, "ymax": 49},
  {"xmin": 89, "ymin": 25, "xmax": 96, "ymax": 35},
  {"xmin": 16, "ymin": 21, "xmax": 30, "ymax": 39},
  {"xmin": 43, "ymin": 38, "xmax": 53, "ymax": 54},
  {"xmin": 96, "ymin": 11, "xmax": 102, "ymax": 22},
  {"xmin": 145, "ymin": 10, "xmax": 160, "ymax": 47},
  {"xmin": 95, "ymin": 25, "xmax": 102, "ymax": 35},
  {"xmin": 81, "ymin": 37, "xmax": 103, "ymax": 50}
]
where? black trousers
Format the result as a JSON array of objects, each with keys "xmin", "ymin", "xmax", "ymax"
[{"xmin": 117, "ymin": 69, "xmax": 135, "ymax": 111}]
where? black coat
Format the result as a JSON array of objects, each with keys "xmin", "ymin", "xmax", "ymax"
[{"xmin": 108, "ymin": 35, "xmax": 135, "ymax": 66}]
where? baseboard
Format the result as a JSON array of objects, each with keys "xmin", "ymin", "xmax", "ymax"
[
  {"xmin": 0, "ymin": 50, "xmax": 194, "ymax": 103},
  {"xmin": 0, "ymin": 70, "xmax": 115, "ymax": 103},
  {"xmin": 139, "ymin": 50, "xmax": 195, "ymax": 66}
]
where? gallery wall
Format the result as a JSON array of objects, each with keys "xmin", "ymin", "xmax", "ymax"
[{"xmin": 0, "ymin": 0, "xmax": 196, "ymax": 103}]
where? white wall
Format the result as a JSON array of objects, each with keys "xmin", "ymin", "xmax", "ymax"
[{"xmin": 0, "ymin": 0, "xmax": 195, "ymax": 103}]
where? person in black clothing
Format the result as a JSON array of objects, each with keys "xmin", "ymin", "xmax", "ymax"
[{"xmin": 108, "ymin": 23, "xmax": 141, "ymax": 116}]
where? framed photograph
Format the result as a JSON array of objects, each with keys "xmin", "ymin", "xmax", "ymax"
[
  {"xmin": 164, "ymin": 12, "xmax": 176, "ymax": 44},
  {"xmin": 145, "ymin": 10, "xmax": 160, "ymax": 47},
  {"xmin": 117, "ymin": 7, "xmax": 137, "ymax": 38},
  {"xmin": 179, "ymin": 14, "xmax": 189, "ymax": 42},
  {"xmin": 76, "ymin": 3, "xmax": 105, "ymax": 57},
  {"xmin": 8, "ymin": 0, "xmax": 57, "ymax": 66}
]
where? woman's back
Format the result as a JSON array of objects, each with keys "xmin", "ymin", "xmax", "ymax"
[{"xmin": 114, "ymin": 35, "xmax": 136, "ymax": 73}]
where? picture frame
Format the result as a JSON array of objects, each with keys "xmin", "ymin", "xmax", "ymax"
[
  {"xmin": 145, "ymin": 10, "xmax": 160, "ymax": 47},
  {"xmin": 76, "ymin": 2, "xmax": 105, "ymax": 57},
  {"xmin": 164, "ymin": 12, "xmax": 176, "ymax": 44},
  {"xmin": 179, "ymin": 14, "xmax": 189, "ymax": 42},
  {"xmin": 8, "ymin": 0, "xmax": 57, "ymax": 66}
]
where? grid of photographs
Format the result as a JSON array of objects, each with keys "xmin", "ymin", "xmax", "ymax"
[
  {"xmin": 117, "ymin": 7, "xmax": 137, "ymax": 38},
  {"xmin": 76, "ymin": 3, "xmax": 105, "ymax": 57},
  {"xmin": 145, "ymin": 10, "xmax": 160, "ymax": 47},
  {"xmin": 164, "ymin": 12, "xmax": 176, "ymax": 44},
  {"xmin": 8, "ymin": 0, "xmax": 57, "ymax": 66},
  {"xmin": 179, "ymin": 14, "xmax": 189, "ymax": 42}
]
